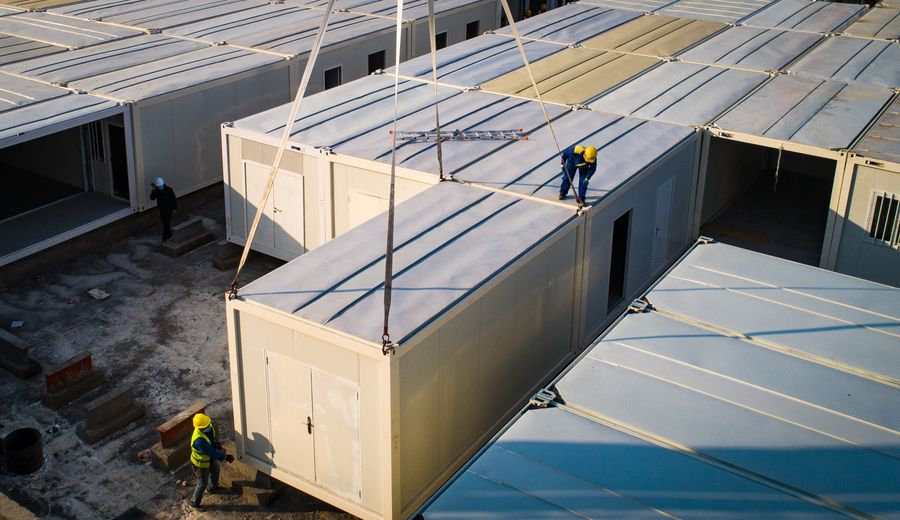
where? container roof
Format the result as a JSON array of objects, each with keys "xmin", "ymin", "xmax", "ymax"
[
  {"xmin": 677, "ymin": 26, "xmax": 822, "ymax": 72},
  {"xmin": 393, "ymin": 34, "xmax": 565, "ymax": 88},
  {"xmin": 49, "ymin": 0, "xmax": 271, "ymax": 32},
  {"xmin": 788, "ymin": 36, "xmax": 900, "ymax": 89},
  {"xmin": 483, "ymin": 14, "xmax": 727, "ymax": 105},
  {"xmin": 4, "ymin": 34, "xmax": 207, "ymax": 85},
  {"xmin": 491, "ymin": 3, "xmax": 642, "ymax": 44},
  {"xmin": 853, "ymin": 94, "xmax": 900, "ymax": 165},
  {"xmin": 422, "ymin": 241, "xmax": 900, "ymax": 519},
  {"xmin": 233, "ymin": 74, "xmax": 694, "ymax": 205},
  {"xmin": 0, "ymin": 72, "xmax": 121, "ymax": 146},
  {"xmin": 713, "ymin": 74, "xmax": 893, "ymax": 151},
  {"xmin": 841, "ymin": 5, "xmax": 900, "ymax": 41},
  {"xmin": 163, "ymin": 3, "xmax": 393, "ymax": 57},
  {"xmin": 286, "ymin": 0, "xmax": 490, "ymax": 20},
  {"xmin": 0, "ymin": 34, "xmax": 66, "ymax": 67},
  {"xmin": 0, "ymin": 0, "xmax": 84, "ymax": 10},
  {"xmin": 588, "ymin": 61, "xmax": 768, "ymax": 127},
  {"xmin": 579, "ymin": 0, "xmax": 773, "ymax": 23},
  {"xmin": 240, "ymin": 182, "xmax": 576, "ymax": 345},
  {"xmin": 740, "ymin": 0, "xmax": 865, "ymax": 34},
  {"xmin": 0, "ymin": 11, "xmax": 142, "ymax": 49}
]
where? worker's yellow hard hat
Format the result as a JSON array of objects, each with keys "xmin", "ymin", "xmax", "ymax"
[
  {"xmin": 193, "ymin": 413, "xmax": 211, "ymax": 429},
  {"xmin": 583, "ymin": 146, "xmax": 597, "ymax": 163},
  {"xmin": 574, "ymin": 145, "xmax": 585, "ymax": 155}
]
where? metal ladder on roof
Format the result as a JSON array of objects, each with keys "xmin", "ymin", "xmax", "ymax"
[{"xmin": 391, "ymin": 128, "xmax": 528, "ymax": 142}]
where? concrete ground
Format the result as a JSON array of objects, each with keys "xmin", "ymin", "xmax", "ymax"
[{"xmin": 0, "ymin": 197, "xmax": 357, "ymax": 520}]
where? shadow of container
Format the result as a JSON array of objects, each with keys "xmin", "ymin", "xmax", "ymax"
[{"xmin": 2, "ymin": 428, "xmax": 43, "ymax": 474}]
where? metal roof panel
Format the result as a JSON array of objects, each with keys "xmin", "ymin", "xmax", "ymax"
[
  {"xmin": 741, "ymin": 0, "xmax": 865, "ymax": 34},
  {"xmin": 678, "ymin": 26, "xmax": 822, "ymax": 72},
  {"xmin": 789, "ymin": 36, "xmax": 900, "ymax": 89},
  {"xmin": 842, "ymin": 6, "xmax": 900, "ymax": 41}
]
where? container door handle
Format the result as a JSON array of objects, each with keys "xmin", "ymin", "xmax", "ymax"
[{"xmin": 306, "ymin": 416, "xmax": 313, "ymax": 435}]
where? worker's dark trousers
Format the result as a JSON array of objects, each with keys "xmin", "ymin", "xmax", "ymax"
[
  {"xmin": 191, "ymin": 460, "xmax": 220, "ymax": 505},
  {"xmin": 558, "ymin": 168, "xmax": 593, "ymax": 200},
  {"xmin": 160, "ymin": 210, "xmax": 173, "ymax": 241}
]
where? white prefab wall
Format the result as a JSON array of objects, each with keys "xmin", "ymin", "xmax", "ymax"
[
  {"xmin": 229, "ymin": 305, "xmax": 387, "ymax": 518},
  {"xmin": 394, "ymin": 223, "xmax": 581, "ymax": 517},
  {"xmin": 836, "ymin": 158, "xmax": 900, "ymax": 287},
  {"xmin": 225, "ymin": 134, "xmax": 436, "ymax": 260},
  {"xmin": 135, "ymin": 61, "xmax": 292, "ymax": 211},
  {"xmin": 409, "ymin": 1, "xmax": 499, "ymax": 55},
  {"xmin": 581, "ymin": 133, "xmax": 700, "ymax": 342}
]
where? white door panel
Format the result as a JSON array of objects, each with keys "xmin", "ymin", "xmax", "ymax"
[
  {"xmin": 312, "ymin": 371, "xmax": 362, "ymax": 502},
  {"xmin": 266, "ymin": 352, "xmax": 316, "ymax": 481},
  {"xmin": 274, "ymin": 172, "xmax": 305, "ymax": 255}
]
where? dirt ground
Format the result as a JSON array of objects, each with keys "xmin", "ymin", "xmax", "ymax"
[{"xmin": 0, "ymin": 199, "xmax": 356, "ymax": 520}]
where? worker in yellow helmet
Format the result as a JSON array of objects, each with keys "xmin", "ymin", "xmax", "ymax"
[
  {"xmin": 188, "ymin": 413, "xmax": 234, "ymax": 512},
  {"xmin": 558, "ymin": 144, "xmax": 598, "ymax": 202}
]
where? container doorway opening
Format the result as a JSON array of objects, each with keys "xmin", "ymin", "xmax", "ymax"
[
  {"xmin": 0, "ymin": 114, "xmax": 132, "ymax": 265},
  {"xmin": 699, "ymin": 137, "xmax": 835, "ymax": 266}
]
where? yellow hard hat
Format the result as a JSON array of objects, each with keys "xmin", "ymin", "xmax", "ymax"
[
  {"xmin": 193, "ymin": 413, "xmax": 211, "ymax": 429},
  {"xmin": 573, "ymin": 145, "xmax": 585, "ymax": 155},
  {"xmin": 583, "ymin": 146, "xmax": 597, "ymax": 163}
]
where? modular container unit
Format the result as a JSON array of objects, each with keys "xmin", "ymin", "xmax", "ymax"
[
  {"xmin": 0, "ymin": 33, "xmax": 66, "ymax": 66},
  {"xmin": 676, "ymin": 25, "xmax": 822, "ymax": 71},
  {"xmin": 841, "ymin": 5, "xmax": 900, "ymax": 41},
  {"xmin": 4, "ymin": 34, "xmax": 293, "ymax": 212},
  {"xmin": 699, "ymin": 73, "xmax": 894, "ymax": 268},
  {"xmin": 0, "ymin": 10, "xmax": 142, "ymax": 49},
  {"xmin": 49, "ymin": 0, "xmax": 272, "ymax": 32},
  {"xmin": 739, "ymin": 0, "xmax": 865, "ymax": 34},
  {"xmin": 788, "ymin": 35, "xmax": 900, "ymax": 89},
  {"xmin": 227, "ymin": 181, "xmax": 584, "ymax": 520},
  {"xmin": 0, "ymin": 73, "xmax": 132, "ymax": 266},
  {"xmin": 160, "ymin": 0, "xmax": 498, "ymax": 94},
  {"xmin": 829, "ymin": 94, "xmax": 900, "ymax": 287},
  {"xmin": 418, "ymin": 240, "xmax": 900, "ymax": 519}
]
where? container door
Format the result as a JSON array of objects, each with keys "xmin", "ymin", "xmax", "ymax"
[
  {"xmin": 244, "ymin": 162, "xmax": 275, "ymax": 249},
  {"xmin": 265, "ymin": 352, "xmax": 316, "ymax": 482},
  {"xmin": 653, "ymin": 177, "xmax": 674, "ymax": 269},
  {"xmin": 273, "ymin": 172, "xmax": 305, "ymax": 255},
  {"xmin": 348, "ymin": 190, "xmax": 389, "ymax": 229},
  {"xmin": 311, "ymin": 370, "xmax": 362, "ymax": 502}
]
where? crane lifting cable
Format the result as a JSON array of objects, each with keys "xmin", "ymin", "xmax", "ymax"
[
  {"xmin": 382, "ymin": 0, "xmax": 405, "ymax": 355},
  {"xmin": 426, "ymin": 0, "xmax": 448, "ymax": 181},
  {"xmin": 496, "ymin": 0, "xmax": 582, "ymax": 207},
  {"xmin": 227, "ymin": 0, "xmax": 337, "ymax": 300}
]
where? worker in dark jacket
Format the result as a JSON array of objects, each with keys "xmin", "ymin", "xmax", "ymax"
[
  {"xmin": 188, "ymin": 413, "xmax": 234, "ymax": 512},
  {"xmin": 558, "ymin": 145, "xmax": 597, "ymax": 202},
  {"xmin": 149, "ymin": 177, "xmax": 177, "ymax": 241}
]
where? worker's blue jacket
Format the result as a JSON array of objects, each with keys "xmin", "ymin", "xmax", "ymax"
[{"xmin": 561, "ymin": 145, "xmax": 597, "ymax": 178}]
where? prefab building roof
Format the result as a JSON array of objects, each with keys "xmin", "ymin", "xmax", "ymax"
[
  {"xmin": 5, "ymin": 37, "xmax": 283, "ymax": 102},
  {"xmin": 4, "ymin": 34, "xmax": 207, "ymax": 85},
  {"xmin": 578, "ymin": 0, "xmax": 773, "ymax": 23},
  {"xmin": 232, "ymin": 74, "xmax": 694, "ymax": 205},
  {"xmin": 239, "ymin": 181, "xmax": 576, "ymax": 345},
  {"xmin": 676, "ymin": 25, "xmax": 822, "ymax": 72},
  {"xmin": 788, "ymin": 36, "xmax": 900, "ymax": 89},
  {"xmin": 0, "ymin": 72, "xmax": 123, "ymax": 147},
  {"xmin": 587, "ymin": 62, "xmax": 768, "ymax": 127},
  {"xmin": 49, "ymin": 0, "xmax": 272, "ymax": 33},
  {"xmin": 740, "ymin": 0, "xmax": 865, "ymax": 34},
  {"xmin": 0, "ymin": 34, "xmax": 65, "ymax": 66},
  {"xmin": 163, "ymin": 3, "xmax": 394, "ymax": 58},
  {"xmin": 0, "ymin": 11, "xmax": 141, "ymax": 49},
  {"xmin": 841, "ymin": 5, "xmax": 900, "ymax": 41},
  {"xmin": 0, "ymin": 0, "xmax": 82, "ymax": 10},
  {"xmin": 712, "ymin": 74, "xmax": 894, "ymax": 151},
  {"xmin": 420, "ymin": 241, "xmax": 900, "ymax": 519},
  {"xmin": 853, "ymin": 94, "xmax": 900, "ymax": 165}
]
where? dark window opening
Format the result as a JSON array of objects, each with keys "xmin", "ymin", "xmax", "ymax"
[
  {"xmin": 869, "ymin": 192, "xmax": 900, "ymax": 248},
  {"xmin": 324, "ymin": 66, "xmax": 342, "ymax": 90},
  {"xmin": 466, "ymin": 21, "xmax": 480, "ymax": 39},
  {"xmin": 368, "ymin": 50, "xmax": 386, "ymax": 74},
  {"xmin": 607, "ymin": 210, "xmax": 630, "ymax": 311},
  {"xmin": 435, "ymin": 32, "xmax": 448, "ymax": 50}
]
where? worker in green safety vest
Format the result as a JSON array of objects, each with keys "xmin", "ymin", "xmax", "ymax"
[{"xmin": 188, "ymin": 413, "xmax": 234, "ymax": 512}]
